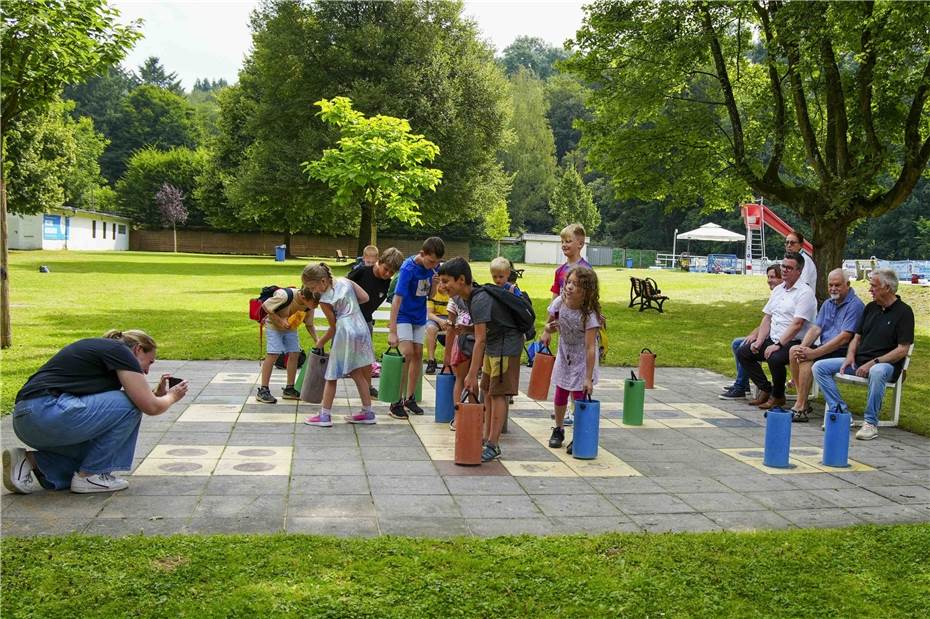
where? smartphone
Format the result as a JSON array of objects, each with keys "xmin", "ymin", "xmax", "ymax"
[{"xmin": 167, "ymin": 376, "xmax": 184, "ymax": 388}]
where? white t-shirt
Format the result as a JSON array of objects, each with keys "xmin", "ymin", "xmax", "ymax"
[
  {"xmin": 798, "ymin": 250, "xmax": 817, "ymax": 292},
  {"xmin": 763, "ymin": 281, "xmax": 817, "ymax": 343}
]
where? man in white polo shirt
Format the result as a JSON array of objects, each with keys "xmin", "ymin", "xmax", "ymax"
[{"xmin": 736, "ymin": 252, "xmax": 817, "ymax": 410}]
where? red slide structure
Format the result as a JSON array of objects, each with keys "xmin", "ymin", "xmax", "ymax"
[{"xmin": 741, "ymin": 203, "xmax": 814, "ymax": 254}]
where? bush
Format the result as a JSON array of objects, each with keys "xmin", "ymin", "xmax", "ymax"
[{"xmin": 116, "ymin": 146, "xmax": 208, "ymax": 227}]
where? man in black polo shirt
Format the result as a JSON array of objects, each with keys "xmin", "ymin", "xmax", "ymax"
[{"xmin": 813, "ymin": 268, "xmax": 915, "ymax": 440}]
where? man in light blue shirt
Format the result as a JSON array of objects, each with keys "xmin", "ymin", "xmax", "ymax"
[{"xmin": 787, "ymin": 269, "xmax": 865, "ymax": 421}]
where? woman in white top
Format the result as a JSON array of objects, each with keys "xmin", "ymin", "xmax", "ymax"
[{"xmin": 785, "ymin": 231, "xmax": 817, "ymax": 293}]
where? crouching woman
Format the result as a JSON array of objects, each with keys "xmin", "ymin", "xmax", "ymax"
[{"xmin": 3, "ymin": 330, "xmax": 188, "ymax": 494}]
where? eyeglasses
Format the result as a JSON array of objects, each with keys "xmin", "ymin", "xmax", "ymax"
[
  {"xmin": 781, "ymin": 265, "xmax": 797, "ymax": 272},
  {"xmin": 784, "ymin": 240, "xmax": 799, "ymax": 246}
]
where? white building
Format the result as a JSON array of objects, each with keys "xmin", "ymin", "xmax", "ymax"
[
  {"xmin": 7, "ymin": 208, "xmax": 130, "ymax": 251},
  {"xmin": 521, "ymin": 233, "xmax": 589, "ymax": 265}
]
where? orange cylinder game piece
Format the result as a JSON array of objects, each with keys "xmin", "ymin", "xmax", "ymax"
[
  {"xmin": 638, "ymin": 347, "xmax": 656, "ymax": 389},
  {"xmin": 527, "ymin": 347, "xmax": 555, "ymax": 401},
  {"xmin": 454, "ymin": 398, "xmax": 484, "ymax": 466}
]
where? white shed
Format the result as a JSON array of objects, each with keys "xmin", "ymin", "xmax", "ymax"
[
  {"xmin": 6, "ymin": 208, "xmax": 130, "ymax": 251},
  {"xmin": 521, "ymin": 233, "xmax": 588, "ymax": 265}
]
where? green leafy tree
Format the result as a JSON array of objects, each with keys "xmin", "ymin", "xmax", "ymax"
[
  {"xmin": 569, "ymin": 0, "xmax": 930, "ymax": 299},
  {"xmin": 500, "ymin": 36, "xmax": 568, "ymax": 80},
  {"xmin": 483, "ymin": 199, "xmax": 511, "ymax": 257},
  {"xmin": 138, "ymin": 56, "xmax": 184, "ymax": 95},
  {"xmin": 116, "ymin": 146, "xmax": 208, "ymax": 228},
  {"xmin": 0, "ymin": 0, "xmax": 139, "ymax": 347},
  {"xmin": 500, "ymin": 67, "xmax": 558, "ymax": 232},
  {"xmin": 303, "ymin": 97, "xmax": 442, "ymax": 254},
  {"xmin": 549, "ymin": 163, "xmax": 600, "ymax": 236},
  {"xmin": 545, "ymin": 73, "xmax": 591, "ymax": 162}
]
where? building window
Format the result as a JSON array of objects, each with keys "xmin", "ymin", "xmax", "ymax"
[
  {"xmin": 117, "ymin": 224, "xmax": 127, "ymax": 235},
  {"xmin": 92, "ymin": 220, "xmax": 96, "ymax": 238}
]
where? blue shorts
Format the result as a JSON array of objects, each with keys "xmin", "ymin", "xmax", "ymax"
[{"xmin": 266, "ymin": 327, "xmax": 301, "ymax": 355}]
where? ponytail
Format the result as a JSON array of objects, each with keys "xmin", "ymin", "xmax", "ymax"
[{"xmin": 103, "ymin": 329, "xmax": 157, "ymax": 352}]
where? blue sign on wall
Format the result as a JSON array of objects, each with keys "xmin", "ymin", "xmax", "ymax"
[{"xmin": 43, "ymin": 215, "xmax": 68, "ymax": 240}]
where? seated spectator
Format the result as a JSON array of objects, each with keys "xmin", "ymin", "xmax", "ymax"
[
  {"xmin": 813, "ymin": 268, "xmax": 914, "ymax": 440},
  {"xmin": 720, "ymin": 264, "xmax": 783, "ymax": 399},
  {"xmin": 737, "ymin": 252, "xmax": 817, "ymax": 410},
  {"xmin": 787, "ymin": 269, "xmax": 865, "ymax": 422},
  {"xmin": 424, "ymin": 274, "xmax": 450, "ymax": 375}
]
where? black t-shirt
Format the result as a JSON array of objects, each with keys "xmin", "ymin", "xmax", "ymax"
[
  {"xmin": 347, "ymin": 264, "xmax": 390, "ymax": 322},
  {"xmin": 855, "ymin": 297, "xmax": 914, "ymax": 381},
  {"xmin": 16, "ymin": 338, "xmax": 143, "ymax": 403}
]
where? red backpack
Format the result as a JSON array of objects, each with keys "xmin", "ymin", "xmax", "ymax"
[{"xmin": 249, "ymin": 285, "xmax": 294, "ymax": 322}]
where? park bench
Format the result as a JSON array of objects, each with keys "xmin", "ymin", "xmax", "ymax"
[
  {"xmin": 629, "ymin": 276, "xmax": 668, "ymax": 313},
  {"xmin": 810, "ymin": 343, "xmax": 914, "ymax": 427},
  {"xmin": 334, "ymin": 249, "xmax": 349, "ymax": 262}
]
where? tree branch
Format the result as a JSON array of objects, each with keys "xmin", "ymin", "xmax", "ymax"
[
  {"xmin": 665, "ymin": 94, "xmax": 727, "ymax": 106},
  {"xmin": 904, "ymin": 55, "xmax": 930, "ymax": 156},
  {"xmin": 857, "ymin": 1, "xmax": 882, "ymax": 162},
  {"xmin": 821, "ymin": 35, "xmax": 850, "ymax": 176},
  {"xmin": 752, "ymin": 0, "xmax": 787, "ymax": 183},
  {"xmin": 782, "ymin": 36, "xmax": 830, "ymax": 182}
]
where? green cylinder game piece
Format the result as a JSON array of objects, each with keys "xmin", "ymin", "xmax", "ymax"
[
  {"xmin": 379, "ymin": 348, "xmax": 404, "ymax": 403},
  {"xmin": 622, "ymin": 372, "xmax": 645, "ymax": 426}
]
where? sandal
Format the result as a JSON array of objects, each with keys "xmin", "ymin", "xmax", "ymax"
[{"xmin": 791, "ymin": 406, "xmax": 811, "ymax": 423}]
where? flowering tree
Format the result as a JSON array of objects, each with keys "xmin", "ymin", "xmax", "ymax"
[{"xmin": 155, "ymin": 182, "xmax": 187, "ymax": 252}]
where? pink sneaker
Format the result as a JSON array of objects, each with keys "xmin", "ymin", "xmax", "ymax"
[
  {"xmin": 371, "ymin": 362, "xmax": 381, "ymax": 378},
  {"xmin": 304, "ymin": 412, "xmax": 333, "ymax": 427},
  {"xmin": 345, "ymin": 410, "xmax": 377, "ymax": 425}
]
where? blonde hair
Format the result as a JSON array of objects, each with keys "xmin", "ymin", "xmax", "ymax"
[
  {"xmin": 379, "ymin": 247, "xmax": 404, "ymax": 272},
  {"xmin": 363, "ymin": 245, "xmax": 379, "ymax": 258},
  {"xmin": 103, "ymin": 329, "xmax": 156, "ymax": 352},
  {"xmin": 490, "ymin": 256, "xmax": 511, "ymax": 275},
  {"xmin": 302, "ymin": 262, "xmax": 333, "ymax": 285},
  {"xmin": 560, "ymin": 223, "xmax": 586, "ymax": 243}
]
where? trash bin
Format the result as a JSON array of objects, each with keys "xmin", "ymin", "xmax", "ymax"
[
  {"xmin": 274, "ymin": 245, "xmax": 286, "ymax": 262},
  {"xmin": 625, "ymin": 258, "xmax": 634, "ymax": 268}
]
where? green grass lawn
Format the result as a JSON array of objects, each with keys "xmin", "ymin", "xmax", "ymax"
[
  {"xmin": 3, "ymin": 250, "xmax": 928, "ymax": 434},
  {"xmin": 2, "ymin": 525, "xmax": 929, "ymax": 617}
]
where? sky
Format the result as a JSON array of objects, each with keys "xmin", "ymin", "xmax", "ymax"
[{"xmin": 112, "ymin": 0, "xmax": 587, "ymax": 90}]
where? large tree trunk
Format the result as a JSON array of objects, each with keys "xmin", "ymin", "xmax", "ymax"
[
  {"xmin": 283, "ymin": 230, "xmax": 294, "ymax": 259},
  {"xmin": 811, "ymin": 218, "xmax": 848, "ymax": 303},
  {"xmin": 1, "ymin": 171, "xmax": 11, "ymax": 349},
  {"xmin": 357, "ymin": 202, "xmax": 376, "ymax": 256}
]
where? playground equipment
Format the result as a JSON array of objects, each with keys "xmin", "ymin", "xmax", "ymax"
[
  {"xmin": 762, "ymin": 407, "xmax": 793, "ymax": 468},
  {"xmin": 622, "ymin": 371, "xmax": 646, "ymax": 426},
  {"xmin": 741, "ymin": 201, "xmax": 814, "ymax": 276},
  {"xmin": 527, "ymin": 345, "xmax": 555, "ymax": 400},
  {"xmin": 454, "ymin": 393, "xmax": 483, "ymax": 466},
  {"xmin": 638, "ymin": 348, "xmax": 656, "ymax": 389},
  {"xmin": 571, "ymin": 396, "xmax": 601, "ymax": 460},
  {"xmin": 822, "ymin": 409, "xmax": 852, "ymax": 468}
]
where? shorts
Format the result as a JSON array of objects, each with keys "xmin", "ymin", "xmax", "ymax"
[
  {"xmin": 553, "ymin": 386, "xmax": 585, "ymax": 407},
  {"xmin": 425, "ymin": 318, "xmax": 447, "ymax": 332},
  {"xmin": 396, "ymin": 323, "xmax": 426, "ymax": 344},
  {"xmin": 480, "ymin": 355, "xmax": 521, "ymax": 396},
  {"xmin": 266, "ymin": 327, "xmax": 301, "ymax": 355}
]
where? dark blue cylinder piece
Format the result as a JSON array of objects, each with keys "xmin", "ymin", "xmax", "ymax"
[
  {"xmin": 763, "ymin": 407, "xmax": 792, "ymax": 468},
  {"xmin": 434, "ymin": 369, "xmax": 455, "ymax": 423},
  {"xmin": 822, "ymin": 411, "xmax": 851, "ymax": 467},
  {"xmin": 572, "ymin": 397, "xmax": 600, "ymax": 460}
]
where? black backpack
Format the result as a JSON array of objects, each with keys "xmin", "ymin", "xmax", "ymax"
[{"xmin": 474, "ymin": 284, "xmax": 536, "ymax": 341}]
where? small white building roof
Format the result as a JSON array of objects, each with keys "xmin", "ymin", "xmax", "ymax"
[
  {"xmin": 520, "ymin": 233, "xmax": 563, "ymax": 242},
  {"xmin": 50, "ymin": 206, "xmax": 131, "ymax": 223}
]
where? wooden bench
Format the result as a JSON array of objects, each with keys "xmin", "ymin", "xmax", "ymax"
[
  {"xmin": 334, "ymin": 249, "xmax": 349, "ymax": 262},
  {"xmin": 810, "ymin": 343, "xmax": 914, "ymax": 427},
  {"xmin": 629, "ymin": 276, "xmax": 668, "ymax": 313}
]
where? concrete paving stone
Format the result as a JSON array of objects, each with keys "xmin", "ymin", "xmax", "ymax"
[
  {"xmin": 194, "ymin": 395, "xmax": 249, "ymax": 405},
  {"xmin": 612, "ymin": 449, "xmax": 696, "ymax": 462},
  {"xmin": 888, "ymin": 469, "xmax": 930, "ymax": 484},
  {"xmin": 499, "ymin": 446, "xmax": 560, "ymax": 461},
  {"xmin": 458, "ymin": 494, "xmax": 543, "ymax": 518},
  {"xmin": 378, "ymin": 517, "xmax": 471, "ymax": 538},
  {"xmin": 466, "ymin": 517, "xmax": 553, "ymax": 536},
  {"xmin": 83, "ymin": 517, "xmax": 190, "ymax": 537},
  {"xmin": 532, "ymin": 493, "xmax": 623, "ymax": 518},
  {"xmin": 585, "ymin": 476, "xmax": 666, "ymax": 494},
  {"xmin": 229, "ymin": 423, "xmax": 296, "ymax": 435},
  {"xmin": 286, "ymin": 516, "xmax": 380, "ymax": 536},
  {"xmin": 807, "ymin": 487, "xmax": 895, "ymax": 509},
  {"xmin": 293, "ymin": 433, "xmax": 360, "ymax": 447},
  {"xmin": 707, "ymin": 419, "xmax": 762, "ymax": 428},
  {"xmin": 193, "ymin": 494, "xmax": 286, "ymax": 519},
  {"xmin": 159, "ymin": 432, "xmax": 233, "ymax": 445},
  {"xmin": 97, "ymin": 494, "xmax": 201, "ymax": 519},
  {"xmin": 516, "ymin": 477, "xmax": 595, "ymax": 495},
  {"xmin": 291, "ymin": 459, "xmax": 364, "ymax": 476},
  {"xmin": 443, "ymin": 476, "xmax": 526, "ymax": 496},
  {"xmin": 606, "ymin": 493, "xmax": 694, "ymax": 515},
  {"xmin": 746, "ymin": 489, "xmax": 838, "ymax": 511},
  {"xmin": 184, "ymin": 517, "xmax": 285, "ymax": 534},
  {"xmin": 677, "ymin": 491, "xmax": 768, "ymax": 512},
  {"xmin": 783, "ymin": 474, "xmax": 861, "ymax": 490},
  {"xmin": 777, "ymin": 508, "xmax": 863, "ymax": 528},
  {"xmin": 292, "ymin": 445, "xmax": 361, "ymax": 461},
  {"xmin": 548, "ymin": 516, "xmax": 641, "ymax": 534},
  {"xmin": 866, "ymin": 485, "xmax": 930, "ymax": 505},
  {"xmin": 373, "ymin": 494, "xmax": 461, "ymax": 518},
  {"xmin": 289, "ymin": 475, "xmax": 370, "ymax": 495},
  {"xmin": 434, "ymin": 460, "xmax": 510, "ymax": 476},
  {"xmin": 120, "ymin": 475, "xmax": 210, "ymax": 496},
  {"xmin": 368, "ymin": 475, "xmax": 448, "ymax": 495},
  {"xmin": 167, "ymin": 421, "xmax": 237, "ymax": 433},
  {"xmin": 653, "ymin": 476, "xmax": 732, "ymax": 493},
  {"xmin": 629, "ymin": 461, "xmax": 716, "ymax": 477},
  {"xmin": 204, "ymin": 475, "xmax": 290, "ymax": 495},
  {"xmin": 365, "ymin": 460, "xmax": 438, "ymax": 476},
  {"xmin": 833, "ymin": 470, "xmax": 917, "ymax": 487},
  {"xmin": 2, "ymin": 518, "xmax": 91, "ymax": 537},
  {"xmin": 2, "ymin": 492, "xmax": 111, "ymax": 518},
  {"xmin": 628, "ymin": 512, "xmax": 722, "ymax": 533},
  {"xmin": 288, "ymin": 494, "xmax": 377, "ymax": 519},
  {"xmin": 359, "ymin": 445, "xmax": 430, "ymax": 461},
  {"xmin": 714, "ymin": 474, "xmax": 796, "ymax": 493},
  {"xmin": 704, "ymin": 510, "xmax": 794, "ymax": 531}
]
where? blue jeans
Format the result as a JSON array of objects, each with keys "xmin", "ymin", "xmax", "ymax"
[
  {"xmin": 12, "ymin": 391, "xmax": 142, "ymax": 490},
  {"xmin": 812, "ymin": 358, "xmax": 895, "ymax": 426},
  {"xmin": 731, "ymin": 337, "xmax": 747, "ymax": 389}
]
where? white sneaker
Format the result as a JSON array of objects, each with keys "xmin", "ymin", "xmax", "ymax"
[
  {"xmin": 855, "ymin": 422, "xmax": 879, "ymax": 441},
  {"xmin": 70, "ymin": 472, "xmax": 129, "ymax": 493},
  {"xmin": 2, "ymin": 448, "xmax": 37, "ymax": 494}
]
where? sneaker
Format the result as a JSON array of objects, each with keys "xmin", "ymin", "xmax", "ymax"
[
  {"xmin": 548, "ymin": 426, "xmax": 565, "ymax": 448},
  {"xmin": 481, "ymin": 442, "xmax": 501, "ymax": 462},
  {"xmin": 346, "ymin": 410, "xmax": 377, "ymax": 424},
  {"xmin": 256, "ymin": 386, "xmax": 277, "ymax": 404},
  {"xmin": 425, "ymin": 359, "xmax": 437, "ymax": 375},
  {"xmin": 70, "ymin": 472, "xmax": 129, "ymax": 494},
  {"xmin": 563, "ymin": 412, "xmax": 574, "ymax": 427},
  {"xmin": 371, "ymin": 362, "xmax": 381, "ymax": 378},
  {"xmin": 719, "ymin": 386, "xmax": 749, "ymax": 400},
  {"xmin": 449, "ymin": 419, "xmax": 456, "ymax": 431},
  {"xmin": 566, "ymin": 440, "xmax": 573, "ymax": 455},
  {"xmin": 369, "ymin": 385, "xmax": 379, "ymax": 398},
  {"xmin": 404, "ymin": 396, "xmax": 424, "ymax": 415},
  {"xmin": 389, "ymin": 400, "xmax": 409, "ymax": 420},
  {"xmin": 304, "ymin": 412, "xmax": 333, "ymax": 427},
  {"xmin": 721, "ymin": 383, "xmax": 749, "ymax": 393},
  {"xmin": 856, "ymin": 422, "xmax": 878, "ymax": 441},
  {"xmin": 281, "ymin": 386, "xmax": 300, "ymax": 400},
  {"xmin": 2, "ymin": 448, "xmax": 37, "ymax": 494}
]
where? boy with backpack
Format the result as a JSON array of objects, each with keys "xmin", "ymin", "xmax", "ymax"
[
  {"xmin": 254, "ymin": 286, "xmax": 316, "ymax": 404},
  {"xmin": 437, "ymin": 257, "xmax": 535, "ymax": 462}
]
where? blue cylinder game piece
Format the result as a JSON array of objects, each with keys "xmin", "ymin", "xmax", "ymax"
[
  {"xmin": 571, "ymin": 396, "xmax": 600, "ymax": 460},
  {"xmin": 822, "ymin": 410, "xmax": 851, "ymax": 468},
  {"xmin": 762, "ymin": 407, "xmax": 792, "ymax": 468},
  {"xmin": 434, "ymin": 367, "xmax": 455, "ymax": 423}
]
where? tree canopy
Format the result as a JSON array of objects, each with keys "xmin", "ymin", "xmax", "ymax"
[{"xmin": 500, "ymin": 36, "xmax": 568, "ymax": 80}]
